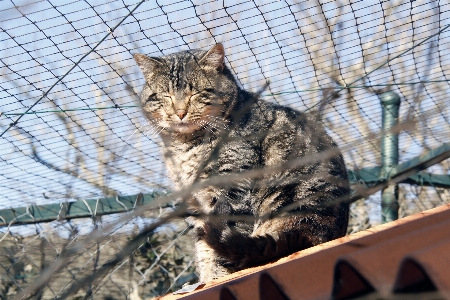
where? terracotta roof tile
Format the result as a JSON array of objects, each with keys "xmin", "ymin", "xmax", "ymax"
[
  {"xmin": 394, "ymin": 237, "xmax": 450, "ymax": 298},
  {"xmin": 333, "ymin": 218, "xmax": 450, "ymax": 297},
  {"xmin": 156, "ymin": 203, "xmax": 450, "ymax": 300}
]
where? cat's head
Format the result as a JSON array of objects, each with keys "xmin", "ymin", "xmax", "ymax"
[{"xmin": 134, "ymin": 44, "xmax": 238, "ymax": 135}]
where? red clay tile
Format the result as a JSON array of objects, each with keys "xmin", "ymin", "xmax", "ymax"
[
  {"xmin": 156, "ymin": 203, "xmax": 450, "ymax": 300},
  {"xmin": 332, "ymin": 218, "xmax": 450, "ymax": 297},
  {"xmin": 394, "ymin": 237, "xmax": 450, "ymax": 298}
]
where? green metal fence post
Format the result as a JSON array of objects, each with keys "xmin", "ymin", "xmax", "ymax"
[{"xmin": 380, "ymin": 91, "xmax": 401, "ymax": 223}]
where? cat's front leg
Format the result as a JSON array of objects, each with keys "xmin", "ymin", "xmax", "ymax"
[
  {"xmin": 194, "ymin": 238, "xmax": 232, "ymax": 282},
  {"xmin": 188, "ymin": 187, "xmax": 232, "ymax": 282},
  {"xmin": 189, "ymin": 217, "xmax": 232, "ymax": 282}
]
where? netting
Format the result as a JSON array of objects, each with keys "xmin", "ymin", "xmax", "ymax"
[{"xmin": 1, "ymin": 0, "xmax": 450, "ymax": 298}]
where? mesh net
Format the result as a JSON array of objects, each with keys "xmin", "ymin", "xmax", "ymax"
[{"xmin": 1, "ymin": 1, "xmax": 450, "ymax": 298}]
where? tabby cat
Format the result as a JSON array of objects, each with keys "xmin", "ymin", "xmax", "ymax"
[{"xmin": 134, "ymin": 44, "xmax": 350, "ymax": 283}]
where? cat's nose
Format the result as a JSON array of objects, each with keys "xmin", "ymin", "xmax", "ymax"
[{"xmin": 177, "ymin": 110, "xmax": 187, "ymax": 120}]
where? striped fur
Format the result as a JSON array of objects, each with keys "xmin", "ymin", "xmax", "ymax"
[{"xmin": 134, "ymin": 44, "xmax": 350, "ymax": 283}]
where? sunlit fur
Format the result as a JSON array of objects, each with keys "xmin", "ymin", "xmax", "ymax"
[{"xmin": 135, "ymin": 44, "xmax": 350, "ymax": 283}]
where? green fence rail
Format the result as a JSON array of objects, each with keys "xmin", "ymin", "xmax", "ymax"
[{"xmin": 0, "ymin": 191, "xmax": 167, "ymax": 227}]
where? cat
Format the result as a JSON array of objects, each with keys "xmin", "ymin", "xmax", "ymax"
[{"xmin": 134, "ymin": 43, "xmax": 350, "ymax": 283}]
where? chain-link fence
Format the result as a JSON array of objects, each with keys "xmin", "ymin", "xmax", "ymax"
[{"xmin": 1, "ymin": 0, "xmax": 450, "ymax": 299}]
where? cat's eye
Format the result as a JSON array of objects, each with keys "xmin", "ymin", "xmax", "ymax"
[
  {"xmin": 193, "ymin": 94, "xmax": 212, "ymax": 104},
  {"xmin": 189, "ymin": 89, "xmax": 218, "ymax": 104},
  {"xmin": 203, "ymin": 88, "xmax": 216, "ymax": 94},
  {"xmin": 145, "ymin": 94, "xmax": 158, "ymax": 104}
]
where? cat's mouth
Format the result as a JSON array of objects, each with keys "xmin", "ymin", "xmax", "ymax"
[{"xmin": 171, "ymin": 121, "xmax": 200, "ymax": 134}]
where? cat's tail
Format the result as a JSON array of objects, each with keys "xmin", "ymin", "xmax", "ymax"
[{"xmin": 199, "ymin": 218, "xmax": 315, "ymax": 271}]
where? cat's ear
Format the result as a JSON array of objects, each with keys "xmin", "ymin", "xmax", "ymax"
[
  {"xmin": 134, "ymin": 54, "xmax": 162, "ymax": 78},
  {"xmin": 199, "ymin": 43, "xmax": 225, "ymax": 71}
]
